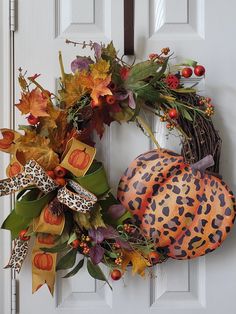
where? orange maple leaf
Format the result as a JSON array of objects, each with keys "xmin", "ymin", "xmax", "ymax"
[
  {"xmin": 90, "ymin": 75, "xmax": 112, "ymax": 104},
  {"xmin": 16, "ymin": 88, "xmax": 49, "ymax": 117}
]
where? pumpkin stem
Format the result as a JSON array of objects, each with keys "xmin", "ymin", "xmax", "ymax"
[{"xmin": 191, "ymin": 155, "xmax": 215, "ymax": 177}]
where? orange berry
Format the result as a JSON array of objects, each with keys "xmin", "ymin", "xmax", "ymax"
[
  {"xmin": 55, "ymin": 177, "xmax": 66, "ymax": 186},
  {"xmin": 91, "ymin": 97, "xmax": 103, "ymax": 108},
  {"xmin": 19, "ymin": 229, "xmax": 30, "ymax": 241},
  {"xmin": 106, "ymin": 95, "xmax": 116, "ymax": 105},
  {"xmin": 148, "ymin": 251, "xmax": 160, "ymax": 264}
]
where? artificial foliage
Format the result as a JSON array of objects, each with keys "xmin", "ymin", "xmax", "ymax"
[{"xmin": 0, "ymin": 41, "xmax": 235, "ymax": 295}]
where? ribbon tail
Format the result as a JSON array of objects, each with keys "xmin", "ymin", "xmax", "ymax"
[
  {"xmin": 32, "ymin": 236, "xmax": 57, "ymax": 296},
  {"xmin": 5, "ymin": 238, "xmax": 29, "ymax": 273}
]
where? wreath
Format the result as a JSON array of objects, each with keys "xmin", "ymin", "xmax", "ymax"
[{"xmin": 0, "ymin": 41, "xmax": 235, "ymax": 295}]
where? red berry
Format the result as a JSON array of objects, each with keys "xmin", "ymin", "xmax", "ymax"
[
  {"xmin": 54, "ymin": 166, "xmax": 67, "ymax": 178},
  {"xmin": 148, "ymin": 251, "xmax": 160, "ymax": 264},
  {"xmin": 19, "ymin": 229, "xmax": 30, "ymax": 241},
  {"xmin": 181, "ymin": 67, "xmax": 193, "ymax": 78},
  {"xmin": 149, "ymin": 53, "xmax": 158, "ymax": 60},
  {"xmin": 120, "ymin": 67, "xmax": 130, "ymax": 80},
  {"xmin": 106, "ymin": 95, "xmax": 116, "ymax": 105},
  {"xmin": 27, "ymin": 114, "xmax": 39, "ymax": 125},
  {"xmin": 168, "ymin": 108, "xmax": 179, "ymax": 119},
  {"xmin": 165, "ymin": 74, "xmax": 180, "ymax": 89},
  {"xmin": 71, "ymin": 239, "xmax": 80, "ymax": 249},
  {"xmin": 111, "ymin": 269, "xmax": 122, "ymax": 281},
  {"xmin": 194, "ymin": 65, "xmax": 205, "ymax": 77}
]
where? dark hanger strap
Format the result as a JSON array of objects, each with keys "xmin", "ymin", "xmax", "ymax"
[{"xmin": 124, "ymin": 0, "xmax": 134, "ymax": 55}]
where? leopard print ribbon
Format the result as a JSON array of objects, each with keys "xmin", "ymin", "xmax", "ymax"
[
  {"xmin": 0, "ymin": 159, "xmax": 58, "ymax": 197},
  {"xmin": 57, "ymin": 179, "xmax": 97, "ymax": 213},
  {"xmin": 5, "ymin": 238, "xmax": 29, "ymax": 273}
]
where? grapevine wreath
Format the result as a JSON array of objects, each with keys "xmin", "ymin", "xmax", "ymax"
[{"xmin": 0, "ymin": 41, "xmax": 235, "ymax": 295}]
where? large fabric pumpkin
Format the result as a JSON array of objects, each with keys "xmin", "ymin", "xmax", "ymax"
[{"xmin": 117, "ymin": 149, "xmax": 236, "ymax": 259}]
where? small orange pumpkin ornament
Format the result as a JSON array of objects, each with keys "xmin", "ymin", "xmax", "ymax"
[
  {"xmin": 118, "ymin": 149, "xmax": 236, "ymax": 259},
  {"xmin": 44, "ymin": 207, "xmax": 63, "ymax": 225},
  {"xmin": 33, "ymin": 253, "xmax": 53, "ymax": 271},
  {"xmin": 68, "ymin": 148, "xmax": 90, "ymax": 170}
]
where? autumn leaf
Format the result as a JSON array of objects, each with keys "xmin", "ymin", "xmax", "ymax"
[
  {"xmin": 48, "ymin": 111, "xmax": 71, "ymax": 154},
  {"xmin": 121, "ymin": 250, "xmax": 150, "ymax": 277},
  {"xmin": 90, "ymin": 107, "xmax": 113, "ymax": 138},
  {"xmin": 39, "ymin": 103, "xmax": 60, "ymax": 136},
  {"xmin": 90, "ymin": 75, "xmax": 112, "ymax": 104},
  {"xmin": 58, "ymin": 72, "xmax": 90, "ymax": 108},
  {"xmin": 16, "ymin": 88, "xmax": 49, "ymax": 117},
  {"xmin": 90, "ymin": 59, "xmax": 110, "ymax": 80},
  {"xmin": 102, "ymin": 41, "xmax": 117, "ymax": 59},
  {"xmin": 15, "ymin": 130, "xmax": 59, "ymax": 170}
]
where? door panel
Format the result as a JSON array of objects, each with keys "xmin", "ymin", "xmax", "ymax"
[{"xmin": 12, "ymin": 0, "xmax": 236, "ymax": 313}]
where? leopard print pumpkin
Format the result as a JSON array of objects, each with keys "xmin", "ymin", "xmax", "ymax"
[{"xmin": 117, "ymin": 149, "xmax": 236, "ymax": 259}]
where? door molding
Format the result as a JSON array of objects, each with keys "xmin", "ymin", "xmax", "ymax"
[{"xmin": 0, "ymin": 0, "xmax": 15, "ymax": 313}]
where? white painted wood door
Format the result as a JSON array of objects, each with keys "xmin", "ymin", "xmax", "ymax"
[{"xmin": 7, "ymin": 0, "xmax": 236, "ymax": 313}]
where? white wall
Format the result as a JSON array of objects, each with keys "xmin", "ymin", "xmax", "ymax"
[{"xmin": 0, "ymin": 1, "xmax": 13, "ymax": 313}]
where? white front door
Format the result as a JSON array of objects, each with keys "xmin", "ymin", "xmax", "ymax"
[{"xmin": 3, "ymin": 0, "xmax": 236, "ymax": 313}]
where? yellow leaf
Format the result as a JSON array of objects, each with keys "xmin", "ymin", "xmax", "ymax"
[
  {"xmin": 15, "ymin": 130, "xmax": 59, "ymax": 170},
  {"xmin": 90, "ymin": 59, "xmax": 110, "ymax": 80},
  {"xmin": 73, "ymin": 212, "xmax": 92, "ymax": 230},
  {"xmin": 121, "ymin": 250, "xmax": 150, "ymax": 277},
  {"xmin": 16, "ymin": 88, "xmax": 49, "ymax": 117},
  {"xmin": 58, "ymin": 72, "xmax": 90, "ymax": 108}
]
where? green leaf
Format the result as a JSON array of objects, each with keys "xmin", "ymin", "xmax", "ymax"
[
  {"xmin": 150, "ymin": 58, "xmax": 169, "ymax": 83},
  {"xmin": 115, "ymin": 211, "xmax": 133, "ymax": 226},
  {"xmin": 90, "ymin": 204, "xmax": 106, "ymax": 229},
  {"xmin": 63, "ymin": 258, "xmax": 84, "ymax": 278},
  {"xmin": 87, "ymin": 259, "xmax": 112, "ymax": 290},
  {"xmin": 41, "ymin": 242, "xmax": 68, "ymax": 253},
  {"xmin": 56, "ymin": 249, "xmax": 77, "ymax": 271},
  {"xmin": 180, "ymin": 59, "xmax": 198, "ymax": 67},
  {"xmin": 175, "ymin": 88, "xmax": 196, "ymax": 94},
  {"xmin": 180, "ymin": 109, "xmax": 193, "ymax": 121},
  {"xmin": 125, "ymin": 61, "xmax": 160, "ymax": 88},
  {"xmin": 68, "ymin": 232, "xmax": 77, "ymax": 245},
  {"xmin": 1, "ymin": 210, "xmax": 32, "ymax": 239},
  {"xmin": 133, "ymin": 82, "xmax": 160, "ymax": 103},
  {"xmin": 105, "ymin": 251, "xmax": 117, "ymax": 259}
]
